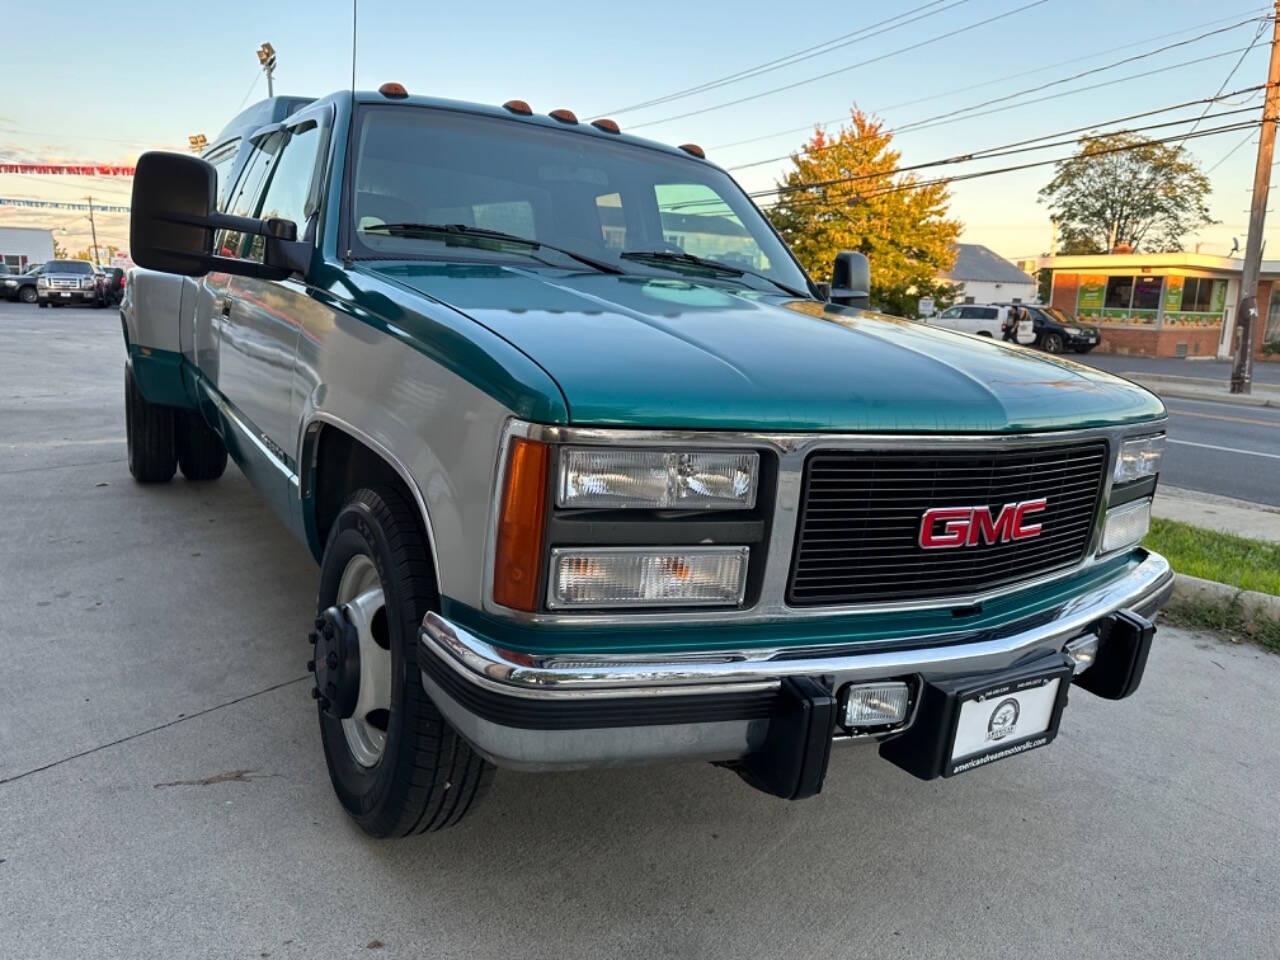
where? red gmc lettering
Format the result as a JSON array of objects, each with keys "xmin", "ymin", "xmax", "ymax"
[{"xmin": 919, "ymin": 498, "xmax": 1048, "ymax": 549}]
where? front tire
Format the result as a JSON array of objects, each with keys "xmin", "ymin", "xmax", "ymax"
[
  {"xmin": 176, "ymin": 410, "xmax": 228, "ymax": 481},
  {"xmin": 1041, "ymin": 332, "xmax": 1064, "ymax": 354},
  {"xmin": 314, "ymin": 487, "xmax": 493, "ymax": 837},
  {"xmin": 125, "ymin": 363, "xmax": 176, "ymax": 483},
  {"xmin": 18, "ymin": 287, "xmax": 36, "ymax": 304}
]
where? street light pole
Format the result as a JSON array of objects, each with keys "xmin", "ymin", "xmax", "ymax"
[
  {"xmin": 1230, "ymin": 1, "xmax": 1280, "ymax": 395},
  {"xmin": 257, "ymin": 43, "xmax": 277, "ymax": 98},
  {"xmin": 84, "ymin": 195, "xmax": 100, "ymax": 266}
]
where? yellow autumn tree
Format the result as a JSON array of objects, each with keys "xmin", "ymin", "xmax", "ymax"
[{"xmin": 767, "ymin": 110, "xmax": 961, "ymax": 316}]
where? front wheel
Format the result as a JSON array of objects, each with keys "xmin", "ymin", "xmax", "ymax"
[
  {"xmin": 1041, "ymin": 332, "xmax": 1064, "ymax": 354},
  {"xmin": 18, "ymin": 287, "xmax": 37, "ymax": 304},
  {"xmin": 313, "ymin": 487, "xmax": 493, "ymax": 837}
]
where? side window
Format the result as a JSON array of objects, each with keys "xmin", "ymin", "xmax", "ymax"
[
  {"xmin": 958, "ymin": 307, "xmax": 976, "ymax": 319},
  {"xmin": 977, "ymin": 308, "xmax": 998, "ymax": 320},
  {"xmin": 940, "ymin": 307, "xmax": 960, "ymax": 319},
  {"xmin": 255, "ymin": 122, "xmax": 325, "ymax": 234},
  {"xmin": 216, "ymin": 133, "xmax": 283, "ymax": 261}
]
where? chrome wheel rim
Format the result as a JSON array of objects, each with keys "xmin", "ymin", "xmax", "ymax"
[{"xmin": 335, "ymin": 555, "xmax": 391, "ymax": 767}]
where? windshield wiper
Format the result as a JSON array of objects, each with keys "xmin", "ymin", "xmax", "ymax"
[
  {"xmin": 362, "ymin": 222, "xmax": 623, "ymax": 274},
  {"xmin": 619, "ymin": 249, "xmax": 808, "ymax": 299}
]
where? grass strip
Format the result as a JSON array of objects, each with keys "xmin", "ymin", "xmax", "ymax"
[
  {"xmin": 1160, "ymin": 595, "xmax": 1280, "ymax": 654},
  {"xmin": 1143, "ymin": 518, "xmax": 1280, "ymax": 597}
]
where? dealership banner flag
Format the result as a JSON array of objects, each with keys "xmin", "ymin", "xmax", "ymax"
[
  {"xmin": 0, "ymin": 197, "xmax": 131, "ymax": 212},
  {"xmin": 0, "ymin": 163, "xmax": 136, "ymax": 176}
]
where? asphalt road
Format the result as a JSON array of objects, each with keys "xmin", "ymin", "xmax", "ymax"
[
  {"xmin": 1070, "ymin": 353, "xmax": 1280, "ymax": 506},
  {"xmin": 2, "ymin": 301, "xmax": 1278, "ymax": 959}
]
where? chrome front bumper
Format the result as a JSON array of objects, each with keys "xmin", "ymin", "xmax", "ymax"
[{"xmin": 419, "ymin": 551, "xmax": 1173, "ymax": 771}]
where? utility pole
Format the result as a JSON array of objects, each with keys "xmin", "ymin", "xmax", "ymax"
[
  {"xmin": 1230, "ymin": 1, "xmax": 1280, "ymax": 394},
  {"xmin": 257, "ymin": 43, "xmax": 277, "ymax": 97},
  {"xmin": 83, "ymin": 195, "xmax": 99, "ymax": 267}
]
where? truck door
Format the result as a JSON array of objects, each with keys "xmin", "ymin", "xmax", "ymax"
[{"xmin": 223, "ymin": 111, "xmax": 331, "ymax": 505}]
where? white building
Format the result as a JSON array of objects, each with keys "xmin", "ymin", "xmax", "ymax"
[
  {"xmin": 941, "ymin": 243, "xmax": 1038, "ymax": 305},
  {"xmin": 0, "ymin": 226, "xmax": 55, "ymax": 273}
]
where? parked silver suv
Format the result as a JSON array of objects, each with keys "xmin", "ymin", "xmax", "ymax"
[{"xmin": 36, "ymin": 259, "xmax": 101, "ymax": 308}]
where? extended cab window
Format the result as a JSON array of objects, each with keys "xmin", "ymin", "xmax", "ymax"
[
  {"xmin": 203, "ymin": 140, "xmax": 240, "ymax": 209},
  {"xmin": 257, "ymin": 122, "xmax": 324, "ymax": 233},
  {"xmin": 349, "ymin": 105, "xmax": 809, "ymax": 293}
]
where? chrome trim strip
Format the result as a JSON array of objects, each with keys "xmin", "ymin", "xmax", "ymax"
[
  {"xmin": 483, "ymin": 418, "xmax": 1167, "ymax": 625},
  {"xmin": 210, "ymin": 389, "xmax": 299, "ymax": 486},
  {"xmin": 426, "ymin": 550, "xmax": 1172, "ymax": 699}
]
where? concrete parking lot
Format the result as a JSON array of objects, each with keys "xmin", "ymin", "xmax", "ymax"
[{"xmin": 2, "ymin": 301, "xmax": 1278, "ymax": 959}]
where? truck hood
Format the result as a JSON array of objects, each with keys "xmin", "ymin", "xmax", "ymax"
[{"xmin": 372, "ymin": 262, "xmax": 1165, "ymax": 432}]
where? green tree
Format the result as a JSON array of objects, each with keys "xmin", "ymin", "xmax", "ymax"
[
  {"xmin": 52, "ymin": 237, "xmax": 68, "ymax": 259},
  {"xmin": 1039, "ymin": 133, "xmax": 1215, "ymax": 253},
  {"xmin": 766, "ymin": 109, "xmax": 961, "ymax": 316}
]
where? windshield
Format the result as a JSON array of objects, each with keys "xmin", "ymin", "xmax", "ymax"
[
  {"xmin": 349, "ymin": 105, "xmax": 810, "ymax": 293},
  {"xmin": 46, "ymin": 260, "xmax": 94, "ymax": 275}
]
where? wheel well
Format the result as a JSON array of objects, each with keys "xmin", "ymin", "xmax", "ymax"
[{"xmin": 310, "ymin": 426, "xmax": 431, "ymax": 561}]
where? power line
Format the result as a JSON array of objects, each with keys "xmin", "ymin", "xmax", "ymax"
[
  {"xmin": 765, "ymin": 119, "xmax": 1261, "ymax": 210},
  {"xmin": 1209, "ymin": 128, "xmax": 1258, "ymax": 171},
  {"xmin": 708, "ymin": 6, "xmax": 1273, "ymax": 151},
  {"xmin": 1172, "ymin": 17, "xmax": 1269, "ymax": 152},
  {"xmin": 727, "ymin": 19, "xmax": 1270, "ymax": 171},
  {"xmin": 626, "ymin": 0, "xmax": 1051, "ymax": 130},
  {"xmin": 594, "ymin": 0, "xmax": 966, "ymax": 118}
]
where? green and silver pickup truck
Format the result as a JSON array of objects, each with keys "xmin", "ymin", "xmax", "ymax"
[{"xmin": 124, "ymin": 87, "xmax": 1171, "ymax": 838}]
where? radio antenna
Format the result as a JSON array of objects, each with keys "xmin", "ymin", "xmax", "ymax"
[
  {"xmin": 344, "ymin": 0, "xmax": 358, "ymax": 268},
  {"xmin": 350, "ymin": 0, "xmax": 358, "ymax": 94}
]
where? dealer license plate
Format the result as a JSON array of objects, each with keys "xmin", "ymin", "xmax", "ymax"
[
  {"xmin": 949, "ymin": 674, "xmax": 1062, "ymax": 774},
  {"xmin": 60, "ymin": 292, "xmax": 71, "ymax": 298}
]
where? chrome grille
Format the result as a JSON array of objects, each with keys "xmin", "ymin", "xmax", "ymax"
[{"xmin": 787, "ymin": 441, "xmax": 1108, "ymax": 606}]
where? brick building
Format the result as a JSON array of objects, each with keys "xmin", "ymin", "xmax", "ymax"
[{"xmin": 1039, "ymin": 252, "xmax": 1280, "ymax": 361}]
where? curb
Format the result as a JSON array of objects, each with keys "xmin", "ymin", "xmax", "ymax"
[
  {"xmin": 1126, "ymin": 375, "xmax": 1280, "ymax": 409},
  {"xmin": 1169, "ymin": 572, "xmax": 1280, "ymax": 626}
]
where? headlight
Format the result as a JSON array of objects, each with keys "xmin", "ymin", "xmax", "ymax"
[
  {"xmin": 82, "ymin": 278, "xmax": 96, "ymax": 289},
  {"xmin": 1100, "ymin": 498, "xmax": 1151, "ymax": 554},
  {"xmin": 1065, "ymin": 326, "xmax": 1081, "ymax": 335},
  {"xmin": 557, "ymin": 448, "xmax": 758, "ymax": 510},
  {"xmin": 548, "ymin": 546, "xmax": 748, "ymax": 608},
  {"xmin": 2, "ymin": 279, "xmax": 15, "ymax": 286},
  {"xmin": 37, "ymin": 277, "xmax": 48, "ymax": 287},
  {"xmin": 1114, "ymin": 435, "xmax": 1165, "ymax": 483}
]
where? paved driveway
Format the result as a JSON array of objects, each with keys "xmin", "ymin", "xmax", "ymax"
[{"xmin": 2, "ymin": 302, "xmax": 1277, "ymax": 959}]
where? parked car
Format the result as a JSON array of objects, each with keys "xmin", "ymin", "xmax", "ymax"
[
  {"xmin": 98, "ymin": 266, "xmax": 126, "ymax": 306},
  {"xmin": 36, "ymin": 259, "xmax": 102, "ymax": 307},
  {"xmin": 123, "ymin": 88, "xmax": 1172, "ymax": 837},
  {"xmin": 1004, "ymin": 304, "xmax": 1101, "ymax": 354},
  {"xmin": 933, "ymin": 303, "xmax": 1035, "ymax": 345},
  {"xmin": 1, "ymin": 263, "xmax": 42, "ymax": 303}
]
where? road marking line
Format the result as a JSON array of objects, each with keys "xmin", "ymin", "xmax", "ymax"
[
  {"xmin": 1166, "ymin": 408, "xmax": 1279, "ymax": 428},
  {"xmin": 1167, "ymin": 438, "xmax": 1280, "ymax": 460}
]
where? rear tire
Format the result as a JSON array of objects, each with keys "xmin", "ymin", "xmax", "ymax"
[
  {"xmin": 176, "ymin": 410, "xmax": 228, "ymax": 481},
  {"xmin": 125, "ymin": 363, "xmax": 176, "ymax": 483},
  {"xmin": 314, "ymin": 487, "xmax": 493, "ymax": 837}
]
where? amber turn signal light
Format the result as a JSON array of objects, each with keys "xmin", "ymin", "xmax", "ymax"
[{"xmin": 493, "ymin": 438, "xmax": 550, "ymax": 611}]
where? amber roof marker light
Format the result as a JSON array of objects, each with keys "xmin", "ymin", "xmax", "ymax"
[
  {"xmin": 378, "ymin": 82, "xmax": 409, "ymax": 98},
  {"xmin": 492, "ymin": 438, "xmax": 550, "ymax": 612},
  {"xmin": 591, "ymin": 118, "xmax": 621, "ymax": 134},
  {"xmin": 679, "ymin": 143, "xmax": 706, "ymax": 159},
  {"xmin": 503, "ymin": 99, "xmax": 533, "ymax": 115},
  {"xmin": 549, "ymin": 108, "xmax": 579, "ymax": 124}
]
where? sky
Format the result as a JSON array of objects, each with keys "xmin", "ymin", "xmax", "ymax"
[{"xmin": 1, "ymin": 0, "xmax": 1273, "ymax": 262}]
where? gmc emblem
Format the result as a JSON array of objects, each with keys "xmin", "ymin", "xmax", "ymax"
[{"xmin": 919, "ymin": 498, "xmax": 1047, "ymax": 549}]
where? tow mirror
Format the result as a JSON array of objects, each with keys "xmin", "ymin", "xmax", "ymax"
[
  {"xmin": 830, "ymin": 251, "xmax": 871, "ymax": 309},
  {"xmin": 130, "ymin": 151, "xmax": 306, "ymax": 280}
]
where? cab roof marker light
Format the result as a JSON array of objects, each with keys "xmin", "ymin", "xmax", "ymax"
[
  {"xmin": 503, "ymin": 99, "xmax": 533, "ymax": 115},
  {"xmin": 549, "ymin": 109, "xmax": 579, "ymax": 124},
  {"xmin": 591, "ymin": 118, "xmax": 621, "ymax": 134},
  {"xmin": 378, "ymin": 82, "xmax": 409, "ymax": 98},
  {"xmin": 679, "ymin": 143, "xmax": 706, "ymax": 159}
]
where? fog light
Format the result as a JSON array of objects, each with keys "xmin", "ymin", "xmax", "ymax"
[
  {"xmin": 1065, "ymin": 633, "xmax": 1101, "ymax": 674},
  {"xmin": 1101, "ymin": 498, "xmax": 1151, "ymax": 554},
  {"xmin": 548, "ymin": 546, "xmax": 748, "ymax": 608},
  {"xmin": 840, "ymin": 681, "xmax": 910, "ymax": 728}
]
